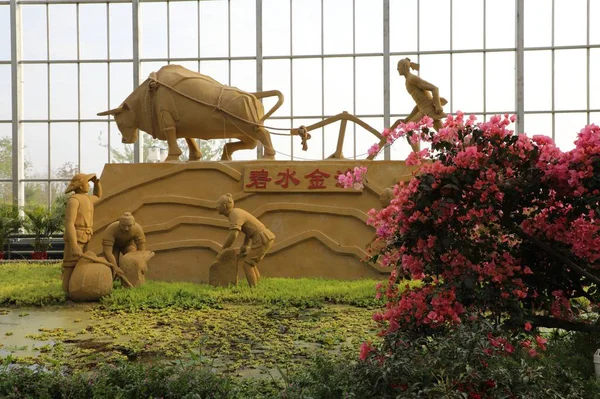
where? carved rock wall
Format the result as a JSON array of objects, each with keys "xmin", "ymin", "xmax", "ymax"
[{"xmin": 89, "ymin": 161, "xmax": 417, "ymax": 283}]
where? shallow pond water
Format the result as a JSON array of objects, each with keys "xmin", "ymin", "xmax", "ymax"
[
  {"xmin": 0, "ymin": 304, "xmax": 378, "ymax": 377},
  {"xmin": 0, "ymin": 305, "xmax": 96, "ymax": 358}
]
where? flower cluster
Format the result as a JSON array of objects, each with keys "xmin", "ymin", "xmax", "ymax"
[
  {"xmin": 337, "ymin": 166, "xmax": 368, "ymax": 190},
  {"xmin": 355, "ymin": 114, "xmax": 600, "ymax": 337}
]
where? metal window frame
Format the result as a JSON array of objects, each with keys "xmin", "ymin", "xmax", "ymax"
[{"xmin": 6, "ymin": 0, "xmax": 598, "ymax": 206}]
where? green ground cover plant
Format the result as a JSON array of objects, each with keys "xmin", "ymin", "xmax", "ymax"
[{"xmin": 0, "ymin": 263, "xmax": 390, "ymax": 309}]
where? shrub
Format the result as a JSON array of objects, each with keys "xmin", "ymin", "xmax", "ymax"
[{"xmin": 358, "ymin": 115, "xmax": 600, "ymax": 334}]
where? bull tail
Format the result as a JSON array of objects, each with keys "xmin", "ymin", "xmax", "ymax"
[{"xmin": 251, "ymin": 90, "xmax": 284, "ymax": 122}]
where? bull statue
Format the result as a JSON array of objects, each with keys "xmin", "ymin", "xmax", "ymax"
[{"xmin": 98, "ymin": 64, "xmax": 309, "ymax": 161}]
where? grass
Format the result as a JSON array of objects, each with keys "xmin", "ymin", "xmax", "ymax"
[
  {"xmin": 0, "ymin": 263, "xmax": 409, "ymax": 375},
  {"xmin": 0, "ymin": 263, "xmax": 66, "ymax": 306},
  {"xmin": 0, "ymin": 263, "xmax": 401, "ymax": 310}
]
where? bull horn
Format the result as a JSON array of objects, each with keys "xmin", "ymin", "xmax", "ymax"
[{"xmin": 97, "ymin": 105, "xmax": 124, "ymax": 116}]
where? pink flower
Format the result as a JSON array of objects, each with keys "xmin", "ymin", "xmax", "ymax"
[
  {"xmin": 359, "ymin": 341, "xmax": 374, "ymax": 360},
  {"xmin": 524, "ymin": 322, "xmax": 532, "ymax": 331},
  {"xmin": 368, "ymin": 143, "xmax": 380, "ymax": 156}
]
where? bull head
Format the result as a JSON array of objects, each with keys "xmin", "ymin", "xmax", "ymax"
[{"xmin": 97, "ymin": 103, "xmax": 139, "ymax": 144}]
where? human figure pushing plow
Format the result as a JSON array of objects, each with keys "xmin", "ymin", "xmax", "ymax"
[{"xmin": 209, "ymin": 194, "xmax": 275, "ymax": 288}]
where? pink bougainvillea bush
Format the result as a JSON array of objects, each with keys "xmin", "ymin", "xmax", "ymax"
[{"xmin": 344, "ymin": 113, "xmax": 600, "ymax": 335}]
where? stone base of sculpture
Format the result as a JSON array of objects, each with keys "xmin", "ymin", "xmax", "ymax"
[
  {"xmin": 209, "ymin": 248, "xmax": 239, "ymax": 287},
  {"xmin": 120, "ymin": 250, "xmax": 155, "ymax": 287},
  {"xmin": 68, "ymin": 252, "xmax": 114, "ymax": 302}
]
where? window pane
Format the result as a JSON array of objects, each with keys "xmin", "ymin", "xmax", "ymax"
[
  {"xmin": 0, "ymin": 123, "xmax": 11, "ymax": 179},
  {"xmin": 0, "ymin": 65, "xmax": 11, "ymax": 120},
  {"xmin": 524, "ymin": 113, "xmax": 552, "ymax": 139},
  {"xmin": 592, "ymin": 0, "xmax": 600, "ymax": 45},
  {"xmin": 554, "ymin": 0, "xmax": 586, "ymax": 46},
  {"xmin": 25, "ymin": 181, "xmax": 49, "ymax": 207},
  {"xmin": 22, "ymin": 64, "xmax": 48, "ymax": 120},
  {"xmin": 453, "ymin": 0, "xmax": 483, "ymax": 50},
  {"xmin": 419, "ymin": 54, "xmax": 451, "ymax": 112},
  {"xmin": 0, "ymin": 182, "xmax": 11, "ymax": 203},
  {"xmin": 200, "ymin": 0, "xmax": 228, "ymax": 57},
  {"xmin": 169, "ymin": 1, "xmax": 199, "ymax": 59},
  {"xmin": 50, "ymin": 182, "xmax": 69, "ymax": 205},
  {"xmin": 79, "ymin": 4, "xmax": 108, "ymax": 60},
  {"xmin": 199, "ymin": 60, "xmax": 229, "ymax": 85},
  {"xmin": 486, "ymin": 0, "xmax": 515, "ymax": 49},
  {"xmin": 49, "ymin": 5, "xmax": 77, "ymax": 60},
  {"xmin": 50, "ymin": 123, "xmax": 78, "ymax": 179},
  {"xmin": 356, "ymin": 117, "xmax": 384, "ymax": 160},
  {"xmin": 420, "ymin": 0, "xmax": 450, "ymax": 51},
  {"xmin": 263, "ymin": 59, "xmax": 291, "ymax": 117},
  {"xmin": 21, "ymin": 5, "xmax": 47, "ymax": 60},
  {"xmin": 80, "ymin": 122, "xmax": 109, "ymax": 174},
  {"xmin": 109, "ymin": 62, "xmax": 133, "ymax": 109},
  {"xmin": 80, "ymin": 63, "xmax": 108, "ymax": 120},
  {"xmin": 49, "ymin": 64, "xmax": 78, "ymax": 120},
  {"xmin": 324, "ymin": 57, "xmax": 353, "ymax": 116},
  {"xmin": 109, "ymin": 3, "xmax": 132, "ymax": 59},
  {"xmin": 231, "ymin": 60, "xmax": 256, "ymax": 92},
  {"xmin": 555, "ymin": 113, "xmax": 587, "ymax": 151},
  {"xmin": 23, "ymin": 123, "xmax": 48, "ymax": 179},
  {"xmin": 554, "ymin": 49, "xmax": 586, "ymax": 111},
  {"xmin": 590, "ymin": 49, "xmax": 600, "ymax": 110},
  {"xmin": 140, "ymin": 2, "xmax": 168, "ymax": 59},
  {"xmin": 323, "ymin": 0, "xmax": 353, "ymax": 55},
  {"xmin": 391, "ymin": 55, "xmax": 418, "ymax": 119},
  {"xmin": 263, "ymin": 0, "xmax": 290, "ymax": 56},
  {"xmin": 524, "ymin": 50, "xmax": 551, "ymax": 112},
  {"xmin": 292, "ymin": 0, "xmax": 321, "ymax": 55},
  {"xmin": 267, "ymin": 118, "xmax": 292, "ymax": 160},
  {"xmin": 524, "ymin": 0, "xmax": 551, "ymax": 48},
  {"xmin": 231, "ymin": 0, "xmax": 256, "ymax": 57},
  {"xmin": 109, "ymin": 121, "xmax": 133, "ymax": 163},
  {"xmin": 452, "ymin": 53, "xmax": 484, "ymax": 113},
  {"xmin": 486, "ymin": 52, "xmax": 515, "ymax": 113},
  {"xmin": 0, "ymin": 6, "xmax": 10, "ymax": 61},
  {"xmin": 390, "ymin": 0, "xmax": 418, "ymax": 53},
  {"xmin": 292, "ymin": 58, "xmax": 322, "ymax": 116},
  {"xmin": 355, "ymin": 57, "xmax": 382, "ymax": 115},
  {"xmin": 355, "ymin": 0, "xmax": 382, "ymax": 53}
]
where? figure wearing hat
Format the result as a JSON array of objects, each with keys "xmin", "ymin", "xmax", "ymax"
[
  {"xmin": 102, "ymin": 212, "xmax": 146, "ymax": 268},
  {"xmin": 62, "ymin": 173, "xmax": 103, "ymax": 292}
]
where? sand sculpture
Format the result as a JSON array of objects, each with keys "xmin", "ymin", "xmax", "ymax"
[
  {"xmin": 119, "ymin": 250, "xmax": 155, "ymax": 287},
  {"xmin": 97, "ymin": 64, "xmax": 309, "ymax": 161},
  {"xmin": 392, "ymin": 57, "xmax": 447, "ymax": 152},
  {"xmin": 62, "ymin": 173, "xmax": 103, "ymax": 293},
  {"xmin": 102, "ymin": 212, "xmax": 147, "ymax": 268},
  {"xmin": 215, "ymin": 193, "xmax": 275, "ymax": 287},
  {"xmin": 97, "ymin": 64, "xmax": 391, "ymax": 162},
  {"xmin": 208, "ymin": 248, "xmax": 239, "ymax": 287}
]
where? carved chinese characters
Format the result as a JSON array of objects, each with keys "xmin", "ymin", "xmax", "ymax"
[{"xmin": 243, "ymin": 164, "xmax": 363, "ymax": 193}]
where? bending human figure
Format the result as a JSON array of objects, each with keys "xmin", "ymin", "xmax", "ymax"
[
  {"xmin": 102, "ymin": 212, "xmax": 146, "ymax": 268},
  {"xmin": 62, "ymin": 173, "xmax": 102, "ymax": 292},
  {"xmin": 392, "ymin": 58, "xmax": 448, "ymax": 152},
  {"xmin": 216, "ymin": 193, "xmax": 275, "ymax": 288}
]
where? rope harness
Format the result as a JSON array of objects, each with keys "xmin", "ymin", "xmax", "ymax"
[{"xmin": 146, "ymin": 76, "xmax": 310, "ymax": 151}]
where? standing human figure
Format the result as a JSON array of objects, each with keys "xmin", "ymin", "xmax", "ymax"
[
  {"xmin": 216, "ymin": 193, "xmax": 275, "ymax": 287},
  {"xmin": 62, "ymin": 173, "xmax": 102, "ymax": 292},
  {"xmin": 392, "ymin": 57, "xmax": 448, "ymax": 152},
  {"xmin": 102, "ymin": 212, "xmax": 146, "ymax": 268}
]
